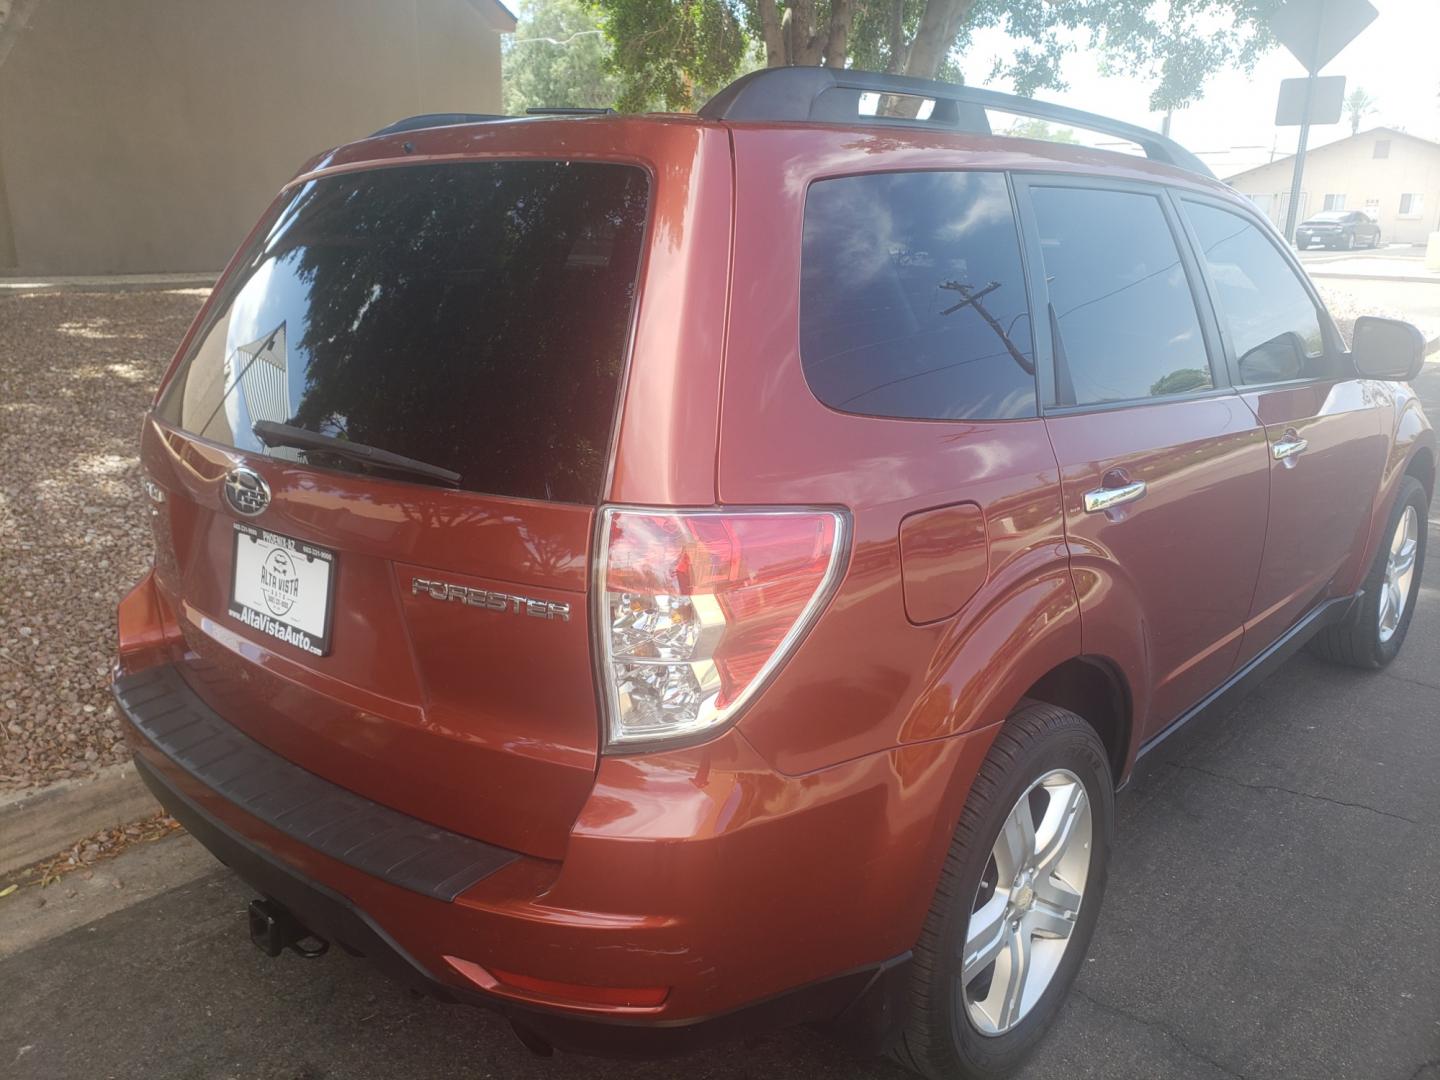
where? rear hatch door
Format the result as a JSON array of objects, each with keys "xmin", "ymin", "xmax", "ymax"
[{"xmin": 143, "ymin": 157, "xmax": 651, "ymax": 859}]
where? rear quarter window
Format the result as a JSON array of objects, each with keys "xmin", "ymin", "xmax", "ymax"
[
  {"xmin": 158, "ymin": 160, "xmax": 650, "ymax": 503},
  {"xmin": 799, "ymin": 171, "xmax": 1036, "ymax": 421}
]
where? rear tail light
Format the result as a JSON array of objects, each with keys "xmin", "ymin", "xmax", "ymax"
[{"xmin": 596, "ymin": 507, "xmax": 847, "ymax": 749}]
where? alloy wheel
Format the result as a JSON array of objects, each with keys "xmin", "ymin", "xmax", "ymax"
[
  {"xmin": 960, "ymin": 769, "xmax": 1092, "ymax": 1036},
  {"xmin": 1378, "ymin": 505, "xmax": 1419, "ymax": 644}
]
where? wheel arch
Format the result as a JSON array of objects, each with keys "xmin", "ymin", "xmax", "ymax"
[
  {"xmin": 1021, "ymin": 656, "xmax": 1134, "ymax": 785},
  {"xmin": 1405, "ymin": 444, "xmax": 1435, "ymax": 500}
]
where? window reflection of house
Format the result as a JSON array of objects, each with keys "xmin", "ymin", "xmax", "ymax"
[{"xmin": 230, "ymin": 323, "xmax": 290, "ymax": 428}]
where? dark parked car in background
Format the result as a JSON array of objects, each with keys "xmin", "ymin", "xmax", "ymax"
[
  {"xmin": 1296, "ymin": 209, "xmax": 1382, "ymax": 249},
  {"xmin": 112, "ymin": 67, "xmax": 1434, "ymax": 1080}
]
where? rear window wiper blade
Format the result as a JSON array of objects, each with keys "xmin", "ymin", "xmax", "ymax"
[{"xmin": 252, "ymin": 421, "xmax": 461, "ymax": 488}]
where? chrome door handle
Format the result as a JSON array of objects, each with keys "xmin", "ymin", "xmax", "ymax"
[
  {"xmin": 1272, "ymin": 435, "xmax": 1308, "ymax": 461},
  {"xmin": 1083, "ymin": 480, "xmax": 1147, "ymax": 513}
]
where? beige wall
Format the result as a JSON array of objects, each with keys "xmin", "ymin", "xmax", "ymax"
[
  {"xmin": 0, "ymin": 0, "xmax": 512, "ymax": 274},
  {"xmin": 1226, "ymin": 130, "xmax": 1440, "ymax": 246}
]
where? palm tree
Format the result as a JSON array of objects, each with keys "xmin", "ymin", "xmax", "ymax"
[{"xmin": 1345, "ymin": 87, "xmax": 1377, "ymax": 135}]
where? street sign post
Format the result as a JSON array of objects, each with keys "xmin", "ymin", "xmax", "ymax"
[{"xmin": 1269, "ymin": 0, "xmax": 1378, "ymax": 242}]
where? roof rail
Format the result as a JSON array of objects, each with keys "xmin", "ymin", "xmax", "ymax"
[
  {"xmin": 698, "ymin": 67, "xmax": 1214, "ymax": 179},
  {"xmin": 369, "ymin": 113, "xmax": 507, "ymax": 138}
]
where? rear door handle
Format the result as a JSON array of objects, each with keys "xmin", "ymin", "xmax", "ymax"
[
  {"xmin": 1272, "ymin": 431, "xmax": 1308, "ymax": 462},
  {"xmin": 1083, "ymin": 480, "xmax": 1147, "ymax": 513}
]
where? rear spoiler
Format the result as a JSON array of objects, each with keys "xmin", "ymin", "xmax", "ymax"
[{"xmin": 370, "ymin": 108, "xmax": 613, "ymax": 139}]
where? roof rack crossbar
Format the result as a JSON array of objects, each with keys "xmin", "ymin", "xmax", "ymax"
[{"xmin": 698, "ymin": 68, "xmax": 1214, "ymax": 179}]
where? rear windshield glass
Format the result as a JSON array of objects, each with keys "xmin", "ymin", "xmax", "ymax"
[{"xmin": 158, "ymin": 161, "xmax": 649, "ymax": 503}]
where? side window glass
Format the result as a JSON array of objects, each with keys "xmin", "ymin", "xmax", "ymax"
[
  {"xmin": 1182, "ymin": 200, "xmax": 1325, "ymax": 385},
  {"xmin": 800, "ymin": 171, "xmax": 1036, "ymax": 421},
  {"xmin": 1028, "ymin": 186, "xmax": 1212, "ymax": 406}
]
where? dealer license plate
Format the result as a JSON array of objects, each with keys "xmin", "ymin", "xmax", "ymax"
[{"xmin": 229, "ymin": 523, "xmax": 335, "ymax": 656}]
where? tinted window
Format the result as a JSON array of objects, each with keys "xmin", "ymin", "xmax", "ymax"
[
  {"xmin": 1183, "ymin": 200, "xmax": 1324, "ymax": 384},
  {"xmin": 1030, "ymin": 187, "xmax": 1212, "ymax": 405},
  {"xmin": 159, "ymin": 161, "xmax": 649, "ymax": 503},
  {"xmin": 800, "ymin": 171, "xmax": 1035, "ymax": 421}
]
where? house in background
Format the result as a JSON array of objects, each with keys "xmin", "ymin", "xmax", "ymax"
[
  {"xmin": 0, "ymin": 0, "xmax": 515, "ymax": 275},
  {"xmin": 1225, "ymin": 127, "xmax": 1440, "ymax": 245}
]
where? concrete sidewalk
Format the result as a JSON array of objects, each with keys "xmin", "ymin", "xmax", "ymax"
[
  {"xmin": 0, "ymin": 273, "xmax": 215, "ymax": 294},
  {"xmin": 1299, "ymin": 245, "xmax": 1440, "ymax": 285}
]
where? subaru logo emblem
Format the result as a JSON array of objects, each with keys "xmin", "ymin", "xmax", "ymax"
[{"xmin": 222, "ymin": 466, "xmax": 271, "ymax": 517}]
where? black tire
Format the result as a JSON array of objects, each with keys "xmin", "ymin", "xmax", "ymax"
[
  {"xmin": 889, "ymin": 701, "xmax": 1113, "ymax": 1080},
  {"xmin": 1342, "ymin": 232, "xmax": 1355, "ymax": 249},
  {"xmin": 1309, "ymin": 475, "xmax": 1428, "ymax": 669}
]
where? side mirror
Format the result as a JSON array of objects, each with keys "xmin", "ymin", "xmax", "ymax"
[{"xmin": 1352, "ymin": 316, "xmax": 1427, "ymax": 381}]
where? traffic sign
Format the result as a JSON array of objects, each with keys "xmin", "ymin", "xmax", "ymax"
[
  {"xmin": 1269, "ymin": 0, "xmax": 1377, "ymax": 242},
  {"xmin": 1269, "ymin": 0, "xmax": 1377, "ymax": 74},
  {"xmin": 1275, "ymin": 75, "xmax": 1345, "ymax": 126}
]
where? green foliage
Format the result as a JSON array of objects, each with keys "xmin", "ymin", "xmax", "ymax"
[
  {"xmin": 1344, "ymin": 86, "xmax": 1376, "ymax": 135},
  {"xmin": 1150, "ymin": 368, "xmax": 1211, "ymax": 397},
  {"xmin": 503, "ymin": 0, "xmax": 623, "ymax": 114},
  {"xmin": 591, "ymin": 0, "xmax": 1286, "ymax": 114},
  {"xmin": 598, "ymin": 0, "xmax": 756, "ymax": 111},
  {"xmin": 1004, "ymin": 118, "xmax": 1078, "ymax": 143}
]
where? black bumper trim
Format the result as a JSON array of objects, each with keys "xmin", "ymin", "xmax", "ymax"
[{"xmin": 114, "ymin": 664, "xmax": 517, "ymax": 901}]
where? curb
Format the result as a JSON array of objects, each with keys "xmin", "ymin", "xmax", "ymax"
[
  {"xmin": 1307, "ymin": 270, "xmax": 1440, "ymax": 285},
  {"xmin": 0, "ymin": 273, "xmax": 217, "ymax": 294},
  {"xmin": 0, "ymin": 761, "xmax": 160, "ymax": 880}
]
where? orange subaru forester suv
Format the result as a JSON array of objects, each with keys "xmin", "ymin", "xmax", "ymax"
[{"xmin": 114, "ymin": 67, "xmax": 1432, "ymax": 1077}]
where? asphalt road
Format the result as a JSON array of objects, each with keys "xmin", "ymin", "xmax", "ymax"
[{"xmin": 4, "ymin": 378, "xmax": 1439, "ymax": 1080}]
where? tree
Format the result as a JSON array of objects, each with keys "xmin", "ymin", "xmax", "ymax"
[
  {"xmin": 1344, "ymin": 86, "xmax": 1376, "ymax": 136},
  {"xmin": 593, "ymin": 0, "xmax": 760, "ymax": 111},
  {"xmin": 0, "ymin": 0, "xmax": 44, "ymax": 69},
  {"xmin": 1150, "ymin": 368, "xmax": 1211, "ymax": 397},
  {"xmin": 504, "ymin": 0, "xmax": 623, "ymax": 114},
  {"xmin": 593, "ymin": 0, "xmax": 1286, "ymax": 113},
  {"xmin": 1003, "ymin": 118, "xmax": 1077, "ymax": 144}
]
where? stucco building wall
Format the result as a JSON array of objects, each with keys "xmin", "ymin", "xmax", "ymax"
[
  {"xmin": 1226, "ymin": 128, "xmax": 1440, "ymax": 246},
  {"xmin": 0, "ymin": 0, "xmax": 513, "ymax": 274}
]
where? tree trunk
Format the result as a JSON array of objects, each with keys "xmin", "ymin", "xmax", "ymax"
[
  {"xmin": 902, "ymin": 0, "xmax": 975, "ymax": 79},
  {"xmin": 764, "ymin": 0, "xmax": 973, "ymax": 77},
  {"xmin": 0, "ymin": 0, "xmax": 46, "ymax": 70},
  {"xmin": 822, "ymin": 0, "xmax": 855, "ymax": 68},
  {"xmin": 885, "ymin": 0, "xmax": 907, "ymax": 73},
  {"xmin": 758, "ymin": 0, "xmax": 786, "ymax": 67},
  {"xmin": 782, "ymin": 0, "xmax": 826, "ymax": 66}
]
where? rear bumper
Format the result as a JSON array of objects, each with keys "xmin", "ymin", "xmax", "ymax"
[
  {"xmin": 130, "ymin": 747, "xmax": 907, "ymax": 1056},
  {"xmin": 114, "ymin": 662, "xmax": 995, "ymax": 1054}
]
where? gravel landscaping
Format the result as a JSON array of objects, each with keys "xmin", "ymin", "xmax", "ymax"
[{"xmin": 0, "ymin": 289, "xmax": 207, "ymax": 792}]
